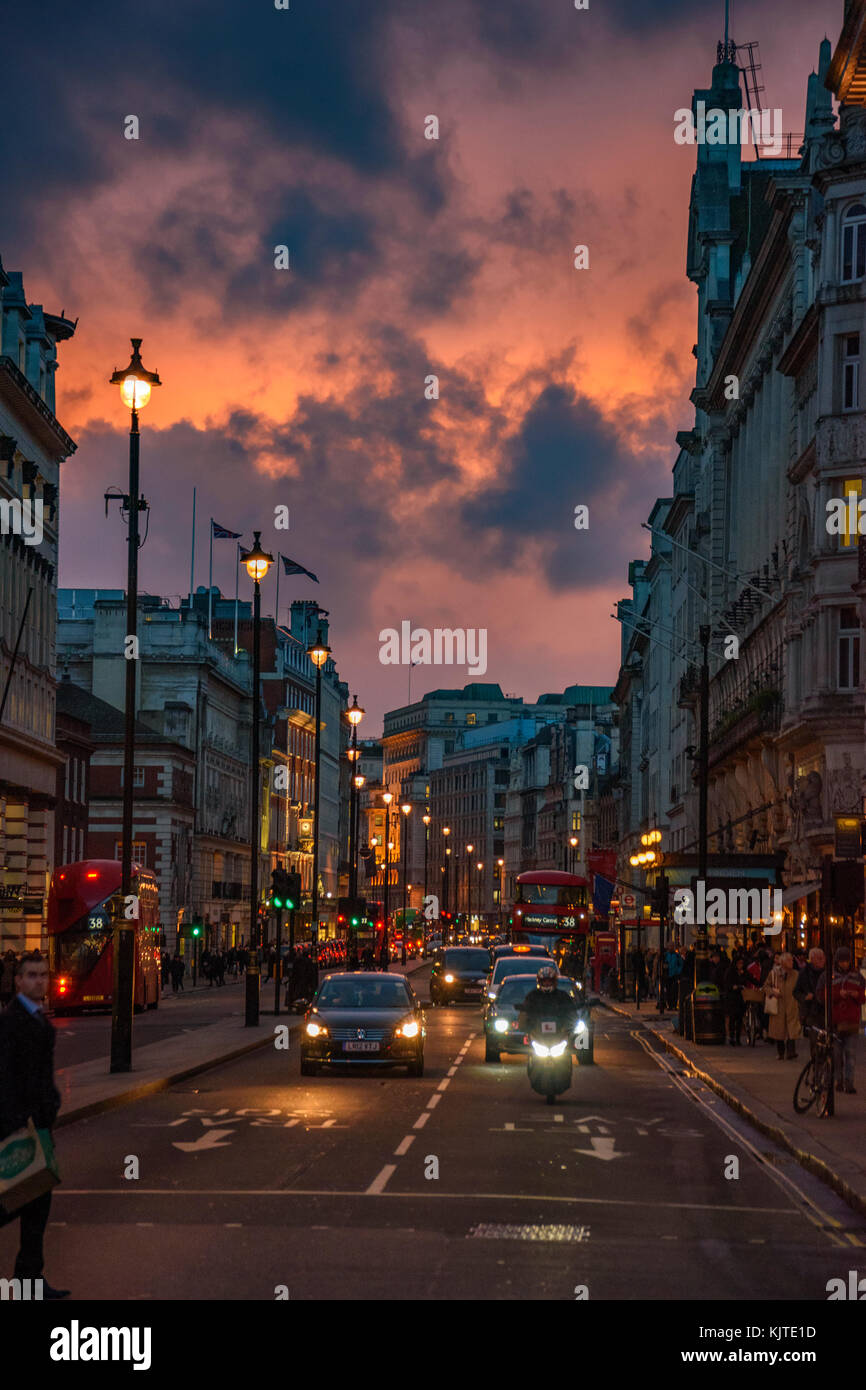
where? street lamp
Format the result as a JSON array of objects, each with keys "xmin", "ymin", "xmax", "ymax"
[
  {"xmin": 352, "ymin": 772, "xmax": 365, "ymax": 911},
  {"xmin": 422, "ymin": 813, "xmax": 431, "ymax": 923},
  {"xmin": 346, "ymin": 696, "xmax": 364, "ymax": 907},
  {"xmin": 109, "ymin": 339, "xmax": 160, "ymax": 1073},
  {"xmin": 401, "ymin": 802, "xmax": 411, "ymax": 957},
  {"xmin": 307, "ymin": 628, "xmax": 331, "ymax": 964},
  {"xmin": 497, "ymin": 858, "xmax": 505, "ymax": 932},
  {"xmin": 466, "ymin": 844, "xmax": 474, "ymax": 929},
  {"xmin": 476, "ymin": 861, "xmax": 483, "ymax": 934},
  {"xmin": 569, "ymin": 834, "xmax": 579, "ymax": 875},
  {"xmin": 241, "ymin": 531, "xmax": 274, "ymax": 1026},
  {"xmin": 382, "ymin": 793, "xmax": 393, "ymax": 957}
]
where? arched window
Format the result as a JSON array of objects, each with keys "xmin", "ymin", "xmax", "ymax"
[{"xmin": 841, "ymin": 202, "xmax": 866, "ymax": 283}]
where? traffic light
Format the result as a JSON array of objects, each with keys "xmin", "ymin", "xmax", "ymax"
[
  {"xmin": 190, "ymin": 923, "xmax": 202, "ymax": 938},
  {"xmin": 284, "ymin": 872, "xmax": 302, "ymax": 910},
  {"xmin": 652, "ymin": 874, "xmax": 670, "ymax": 919},
  {"xmin": 338, "ymin": 896, "xmax": 366, "ymax": 928},
  {"xmin": 270, "ymin": 868, "xmax": 285, "ymax": 909}
]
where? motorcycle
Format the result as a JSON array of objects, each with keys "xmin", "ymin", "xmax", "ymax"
[{"xmin": 526, "ymin": 1017, "xmax": 574, "ymax": 1105}]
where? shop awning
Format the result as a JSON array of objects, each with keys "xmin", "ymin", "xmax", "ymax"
[{"xmin": 781, "ymin": 881, "xmax": 820, "ymax": 907}]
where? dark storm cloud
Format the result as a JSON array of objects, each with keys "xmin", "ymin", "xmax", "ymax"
[{"xmin": 460, "ymin": 382, "xmax": 653, "ymax": 589}]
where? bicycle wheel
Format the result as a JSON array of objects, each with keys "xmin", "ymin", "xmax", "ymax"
[
  {"xmin": 745, "ymin": 1007, "xmax": 757, "ymax": 1048},
  {"xmin": 815, "ymin": 1054, "xmax": 834, "ymax": 1118},
  {"xmin": 793, "ymin": 1057, "xmax": 817, "ymax": 1114}
]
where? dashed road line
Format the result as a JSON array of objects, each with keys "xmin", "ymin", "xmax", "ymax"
[
  {"xmin": 366, "ymin": 1164, "xmax": 397, "ymax": 1195},
  {"xmin": 394, "ymin": 1135, "xmax": 415, "ymax": 1156},
  {"xmin": 437, "ymin": 1078, "xmax": 451, "ymax": 1092},
  {"xmin": 413, "ymin": 1112, "xmax": 431, "ymax": 1130},
  {"xmin": 427, "ymin": 1094, "xmax": 442, "ymax": 1110}
]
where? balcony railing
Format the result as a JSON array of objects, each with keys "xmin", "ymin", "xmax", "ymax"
[{"xmin": 211, "ymin": 880, "xmax": 243, "ymax": 900}]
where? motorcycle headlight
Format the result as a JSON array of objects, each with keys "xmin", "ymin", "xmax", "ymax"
[
  {"xmin": 531, "ymin": 1039, "xmax": 550, "ymax": 1057},
  {"xmin": 397, "ymin": 1019, "xmax": 419, "ymax": 1038},
  {"xmin": 494, "ymin": 1018, "xmax": 509, "ymax": 1033},
  {"xmin": 444, "ymin": 973, "xmax": 455, "ymax": 983},
  {"xmin": 550, "ymin": 1039, "xmax": 568, "ymax": 1057}
]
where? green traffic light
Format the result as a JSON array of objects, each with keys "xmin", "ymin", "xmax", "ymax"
[
  {"xmin": 273, "ymin": 896, "xmax": 283, "ymax": 909},
  {"xmin": 351, "ymin": 916, "xmax": 359, "ymax": 926},
  {"xmin": 192, "ymin": 926, "xmax": 201, "ymax": 937},
  {"xmin": 286, "ymin": 899, "xmax": 295, "ymax": 910}
]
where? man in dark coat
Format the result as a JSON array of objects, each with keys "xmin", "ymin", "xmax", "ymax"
[{"xmin": 0, "ymin": 952, "xmax": 68, "ymax": 1298}]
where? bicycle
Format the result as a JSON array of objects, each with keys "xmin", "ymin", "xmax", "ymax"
[
  {"xmin": 744, "ymin": 999, "xmax": 762, "ymax": 1047},
  {"xmin": 793, "ymin": 1026, "xmax": 837, "ymax": 1117}
]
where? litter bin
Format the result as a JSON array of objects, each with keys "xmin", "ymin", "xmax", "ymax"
[{"xmin": 690, "ymin": 982, "xmax": 725, "ymax": 1044}]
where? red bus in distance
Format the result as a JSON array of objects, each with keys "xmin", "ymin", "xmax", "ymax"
[
  {"xmin": 46, "ymin": 859, "xmax": 161, "ymax": 1013},
  {"xmin": 512, "ymin": 870, "xmax": 591, "ymax": 981}
]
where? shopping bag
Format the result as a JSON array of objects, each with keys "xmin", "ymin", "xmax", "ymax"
[
  {"xmin": 0, "ymin": 1120, "xmax": 60, "ymax": 1215},
  {"xmin": 764, "ymin": 994, "xmax": 779, "ymax": 1016}
]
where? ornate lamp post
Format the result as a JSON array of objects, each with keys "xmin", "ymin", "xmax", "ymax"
[
  {"xmin": 569, "ymin": 835, "xmax": 579, "ymax": 875},
  {"xmin": 382, "ymin": 792, "xmax": 393, "ymax": 957},
  {"xmin": 109, "ymin": 339, "xmax": 161, "ymax": 1073},
  {"xmin": 422, "ymin": 812, "xmax": 431, "ymax": 921},
  {"xmin": 497, "ymin": 858, "xmax": 505, "ymax": 932},
  {"xmin": 400, "ymin": 802, "xmax": 412, "ymax": 946},
  {"xmin": 346, "ymin": 695, "xmax": 364, "ymax": 904},
  {"xmin": 466, "ymin": 844, "xmax": 474, "ymax": 929},
  {"xmin": 442, "ymin": 826, "xmax": 451, "ymax": 923},
  {"xmin": 476, "ymin": 861, "xmax": 484, "ymax": 935},
  {"xmin": 307, "ymin": 629, "xmax": 332, "ymax": 966},
  {"xmin": 352, "ymin": 772, "xmax": 365, "ymax": 908},
  {"xmin": 242, "ymin": 531, "xmax": 274, "ymax": 1027}
]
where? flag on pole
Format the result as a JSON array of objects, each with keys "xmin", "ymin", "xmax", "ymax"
[
  {"xmin": 280, "ymin": 554, "xmax": 319, "ymax": 583},
  {"xmin": 209, "ymin": 520, "xmax": 244, "ymax": 638}
]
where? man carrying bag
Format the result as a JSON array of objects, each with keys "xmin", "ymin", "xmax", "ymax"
[{"xmin": 0, "ymin": 952, "xmax": 67, "ymax": 1298}]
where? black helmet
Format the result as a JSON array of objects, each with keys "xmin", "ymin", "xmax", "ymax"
[{"xmin": 537, "ymin": 964, "xmax": 557, "ymax": 988}]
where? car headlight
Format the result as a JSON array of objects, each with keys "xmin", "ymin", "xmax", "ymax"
[
  {"xmin": 487, "ymin": 988, "xmax": 497, "ymax": 1000},
  {"xmin": 397, "ymin": 1019, "xmax": 420, "ymax": 1037},
  {"xmin": 305, "ymin": 1021, "xmax": 327, "ymax": 1037},
  {"xmin": 574, "ymin": 1019, "xmax": 587, "ymax": 1034},
  {"xmin": 444, "ymin": 973, "xmax": 455, "ymax": 983},
  {"xmin": 494, "ymin": 1018, "xmax": 509, "ymax": 1033},
  {"xmin": 531, "ymin": 1039, "xmax": 550, "ymax": 1057}
]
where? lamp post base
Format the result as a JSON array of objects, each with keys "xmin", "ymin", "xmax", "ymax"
[{"xmin": 245, "ymin": 966, "xmax": 261, "ymax": 1026}]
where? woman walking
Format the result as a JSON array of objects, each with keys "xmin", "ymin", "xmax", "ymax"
[{"xmin": 763, "ymin": 951, "xmax": 801, "ymax": 1059}]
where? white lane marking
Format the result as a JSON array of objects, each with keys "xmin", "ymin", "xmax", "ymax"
[
  {"xmin": 427, "ymin": 1094, "xmax": 442, "ymax": 1110},
  {"xmin": 366, "ymin": 1164, "xmax": 396, "ymax": 1195},
  {"xmin": 224, "ymin": 1223, "xmax": 243, "ymax": 1227},
  {"xmin": 394, "ymin": 1135, "xmax": 415, "ymax": 1156},
  {"xmin": 447, "ymin": 1066, "xmax": 458, "ymax": 1076},
  {"xmin": 135, "ymin": 1222, "xmax": 154, "ymax": 1227},
  {"xmin": 574, "ymin": 1136, "xmax": 627, "ymax": 1162},
  {"xmin": 437, "ymin": 1078, "xmax": 451, "ymax": 1092},
  {"xmin": 553, "ymin": 1114, "xmax": 564, "ymax": 1123},
  {"xmin": 413, "ymin": 1112, "xmax": 431, "ymax": 1130}
]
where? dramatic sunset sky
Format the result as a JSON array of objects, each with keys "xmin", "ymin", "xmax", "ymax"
[{"xmin": 6, "ymin": 0, "xmax": 839, "ymax": 727}]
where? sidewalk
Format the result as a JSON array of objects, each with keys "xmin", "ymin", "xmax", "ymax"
[
  {"xmin": 600, "ymin": 994, "xmax": 866, "ymax": 1216},
  {"xmin": 54, "ymin": 956, "xmax": 429, "ymax": 1130}
]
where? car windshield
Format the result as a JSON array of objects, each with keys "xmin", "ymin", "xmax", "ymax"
[
  {"xmin": 493, "ymin": 957, "xmax": 555, "ymax": 984},
  {"xmin": 444, "ymin": 949, "xmax": 490, "ymax": 971},
  {"xmin": 315, "ymin": 978, "xmax": 413, "ymax": 1009},
  {"xmin": 494, "ymin": 976, "xmax": 539, "ymax": 1004}
]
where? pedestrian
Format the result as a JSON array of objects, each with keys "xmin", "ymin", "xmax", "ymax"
[
  {"xmin": 160, "ymin": 950, "xmax": 171, "ymax": 990},
  {"xmin": 0, "ymin": 949, "xmax": 17, "ymax": 1007},
  {"xmin": 763, "ymin": 952, "xmax": 801, "ymax": 1059},
  {"xmin": 794, "ymin": 947, "xmax": 826, "ymax": 1055},
  {"xmin": 201, "ymin": 949, "xmax": 213, "ymax": 987},
  {"xmin": 723, "ymin": 956, "xmax": 748, "ymax": 1045},
  {"xmin": 0, "ymin": 952, "xmax": 68, "ymax": 1298},
  {"xmin": 170, "ymin": 952, "xmax": 185, "ymax": 994},
  {"xmin": 214, "ymin": 951, "xmax": 226, "ymax": 987},
  {"xmin": 378, "ymin": 942, "xmax": 390, "ymax": 973},
  {"xmin": 362, "ymin": 944, "xmax": 374, "ymax": 971},
  {"xmin": 665, "ymin": 944, "xmax": 682, "ymax": 1009},
  {"xmin": 817, "ymin": 946, "xmax": 865, "ymax": 1094}
]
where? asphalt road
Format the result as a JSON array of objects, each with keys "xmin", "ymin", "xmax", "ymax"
[{"xmin": 6, "ymin": 964, "xmax": 866, "ymax": 1301}]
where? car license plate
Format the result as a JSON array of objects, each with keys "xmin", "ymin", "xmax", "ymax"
[
  {"xmin": 465, "ymin": 986, "xmax": 482, "ymax": 994},
  {"xmin": 343, "ymin": 1041, "xmax": 380, "ymax": 1052}
]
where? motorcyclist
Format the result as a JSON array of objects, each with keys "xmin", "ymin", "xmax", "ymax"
[{"xmin": 518, "ymin": 964, "xmax": 577, "ymax": 1036}]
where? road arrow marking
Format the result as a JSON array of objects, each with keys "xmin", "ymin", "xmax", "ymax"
[
  {"xmin": 574, "ymin": 1137, "xmax": 627, "ymax": 1161},
  {"xmin": 172, "ymin": 1128, "xmax": 235, "ymax": 1152}
]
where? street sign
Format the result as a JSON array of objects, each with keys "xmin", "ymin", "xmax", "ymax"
[
  {"xmin": 834, "ymin": 815, "xmax": 863, "ymax": 860},
  {"xmin": 621, "ymin": 892, "xmax": 636, "ymax": 909}
]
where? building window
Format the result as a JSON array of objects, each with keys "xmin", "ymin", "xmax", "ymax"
[
  {"xmin": 466, "ymin": 713, "xmax": 477, "ymax": 726},
  {"xmin": 114, "ymin": 840, "xmax": 148, "ymax": 865},
  {"xmin": 838, "ymin": 607, "xmax": 861, "ymax": 692},
  {"xmin": 444, "ymin": 712, "xmax": 455, "ymax": 723},
  {"xmin": 843, "ymin": 334, "xmax": 860, "ymax": 412},
  {"xmin": 120, "ymin": 766, "xmax": 146, "ymax": 788},
  {"xmin": 841, "ymin": 203, "xmax": 866, "ymax": 283}
]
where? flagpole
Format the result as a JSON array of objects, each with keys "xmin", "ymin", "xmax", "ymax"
[
  {"xmin": 189, "ymin": 487, "xmax": 196, "ymax": 606},
  {"xmin": 234, "ymin": 542, "xmax": 240, "ymax": 656},
  {"xmin": 208, "ymin": 518, "xmax": 213, "ymax": 640},
  {"xmin": 275, "ymin": 553, "xmax": 281, "ymax": 631}
]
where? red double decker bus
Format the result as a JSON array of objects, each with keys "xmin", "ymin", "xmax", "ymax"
[
  {"xmin": 46, "ymin": 859, "xmax": 161, "ymax": 1013},
  {"xmin": 512, "ymin": 870, "xmax": 591, "ymax": 979}
]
